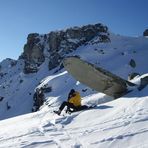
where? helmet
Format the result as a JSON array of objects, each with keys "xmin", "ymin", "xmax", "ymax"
[{"xmin": 70, "ymin": 89, "xmax": 75, "ymax": 94}]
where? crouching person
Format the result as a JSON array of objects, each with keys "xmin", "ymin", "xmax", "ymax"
[{"xmin": 54, "ymin": 89, "xmax": 88, "ymax": 115}]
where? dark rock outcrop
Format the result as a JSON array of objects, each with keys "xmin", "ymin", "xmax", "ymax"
[
  {"xmin": 21, "ymin": 33, "xmax": 45, "ymax": 73},
  {"xmin": 138, "ymin": 76, "xmax": 148, "ymax": 91},
  {"xmin": 21, "ymin": 23, "xmax": 110, "ymax": 73},
  {"xmin": 129, "ymin": 59, "xmax": 136, "ymax": 68},
  {"xmin": 128, "ymin": 72, "xmax": 140, "ymax": 80},
  {"xmin": 143, "ymin": 29, "xmax": 148, "ymax": 36}
]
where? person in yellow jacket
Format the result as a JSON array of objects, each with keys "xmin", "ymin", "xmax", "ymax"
[{"xmin": 54, "ymin": 89, "xmax": 88, "ymax": 115}]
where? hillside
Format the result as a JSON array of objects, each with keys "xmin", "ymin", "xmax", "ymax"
[{"xmin": 0, "ymin": 23, "xmax": 148, "ymax": 147}]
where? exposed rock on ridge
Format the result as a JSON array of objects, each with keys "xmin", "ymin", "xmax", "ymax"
[{"xmin": 21, "ymin": 23, "xmax": 110, "ymax": 73}]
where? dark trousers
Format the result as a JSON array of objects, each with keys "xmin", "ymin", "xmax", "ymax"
[{"xmin": 59, "ymin": 101, "xmax": 88, "ymax": 112}]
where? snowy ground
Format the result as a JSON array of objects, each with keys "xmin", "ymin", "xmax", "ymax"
[
  {"xmin": 0, "ymin": 85, "xmax": 148, "ymax": 148},
  {"xmin": 0, "ymin": 32, "xmax": 148, "ymax": 147}
]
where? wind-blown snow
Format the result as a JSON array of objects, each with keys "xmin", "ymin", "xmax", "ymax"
[{"xmin": 0, "ymin": 33, "xmax": 148, "ymax": 147}]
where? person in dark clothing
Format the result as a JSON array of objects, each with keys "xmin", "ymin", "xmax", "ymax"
[{"xmin": 54, "ymin": 89, "xmax": 89, "ymax": 115}]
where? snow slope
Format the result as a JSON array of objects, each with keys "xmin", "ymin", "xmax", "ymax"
[
  {"xmin": 0, "ymin": 31, "xmax": 148, "ymax": 147},
  {"xmin": 0, "ymin": 85, "xmax": 148, "ymax": 148}
]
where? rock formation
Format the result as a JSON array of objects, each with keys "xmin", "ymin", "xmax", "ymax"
[{"xmin": 21, "ymin": 23, "xmax": 110, "ymax": 73}]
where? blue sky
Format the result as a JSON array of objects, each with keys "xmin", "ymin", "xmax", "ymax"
[{"xmin": 0, "ymin": 0, "xmax": 147, "ymax": 62}]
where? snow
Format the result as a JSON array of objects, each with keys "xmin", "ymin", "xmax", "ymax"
[
  {"xmin": 0, "ymin": 32, "xmax": 148, "ymax": 147},
  {"xmin": 0, "ymin": 87, "xmax": 148, "ymax": 148}
]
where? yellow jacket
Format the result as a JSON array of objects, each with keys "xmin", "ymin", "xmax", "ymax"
[{"xmin": 68, "ymin": 91, "xmax": 81, "ymax": 107}]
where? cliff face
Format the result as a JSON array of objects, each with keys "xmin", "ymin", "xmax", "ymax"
[{"xmin": 21, "ymin": 23, "xmax": 110, "ymax": 73}]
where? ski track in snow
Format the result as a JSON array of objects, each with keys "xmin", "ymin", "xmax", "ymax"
[{"xmin": 37, "ymin": 111, "xmax": 86, "ymax": 148}]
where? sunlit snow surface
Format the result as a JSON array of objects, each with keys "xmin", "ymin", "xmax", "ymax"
[{"xmin": 0, "ymin": 34, "xmax": 148, "ymax": 147}]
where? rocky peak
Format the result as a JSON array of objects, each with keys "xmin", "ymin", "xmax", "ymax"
[
  {"xmin": 21, "ymin": 33, "xmax": 45, "ymax": 73},
  {"xmin": 21, "ymin": 23, "xmax": 110, "ymax": 73},
  {"xmin": 48, "ymin": 23, "xmax": 109, "ymax": 52}
]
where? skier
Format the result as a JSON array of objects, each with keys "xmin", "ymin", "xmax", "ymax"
[
  {"xmin": 54, "ymin": 89, "xmax": 89, "ymax": 115},
  {"xmin": 32, "ymin": 88, "xmax": 45, "ymax": 112}
]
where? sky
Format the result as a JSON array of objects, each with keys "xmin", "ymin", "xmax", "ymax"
[{"xmin": 0, "ymin": 0, "xmax": 147, "ymax": 62}]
